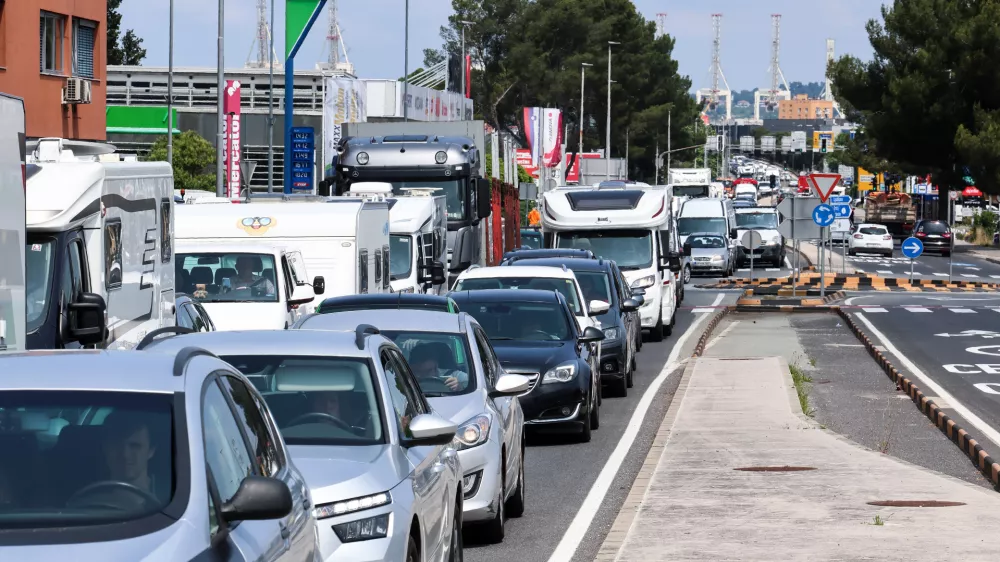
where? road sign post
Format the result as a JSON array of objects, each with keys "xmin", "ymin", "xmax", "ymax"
[
  {"xmin": 901, "ymin": 236, "xmax": 924, "ymax": 283},
  {"xmin": 811, "ymin": 204, "xmax": 836, "ymax": 298},
  {"xmin": 741, "ymin": 231, "xmax": 763, "ymax": 282}
]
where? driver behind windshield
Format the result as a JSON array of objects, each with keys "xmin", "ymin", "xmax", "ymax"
[
  {"xmin": 229, "ymin": 256, "xmax": 276, "ymax": 294},
  {"xmin": 100, "ymin": 411, "xmax": 168, "ymax": 505},
  {"xmin": 309, "ymin": 391, "xmax": 369, "ymax": 433},
  {"xmin": 408, "ymin": 343, "xmax": 469, "ymax": 391}
]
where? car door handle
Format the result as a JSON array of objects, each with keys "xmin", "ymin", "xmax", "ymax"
[{"xmin": 280, "ymin": 524, "xmax": 290, "ymax": 540}]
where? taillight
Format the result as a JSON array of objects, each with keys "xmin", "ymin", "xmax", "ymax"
[
  {"xmin": 916, "ymin": 232, "xmax": 926, "ymax": 237},
  {"xmin": 942, "ymin": 232, "xmax": 951, "ymax": 238},
  {"xmin": 853, "ymin": 234, "xmax": 863, "ymax": 239},
  {"xmin": 883, "ymin": 235, "xmax": 892, "ymax": 240}
]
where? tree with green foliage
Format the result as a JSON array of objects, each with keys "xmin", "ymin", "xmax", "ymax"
[
  {"xmin": 147, "ymin": 131, "xmax": 215, "ymax": 191},
  {"xmin": 828, "ymin": 0, "xmax": 1000, "ymax": 194},
  {"xmin": 107, "ymin": 0, "xmax": 146, "ymax": 65}
]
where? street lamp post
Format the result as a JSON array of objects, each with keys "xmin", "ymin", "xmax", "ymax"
[
  {"xmin": 167, "ymin": 0, "xmax": 174, "ymax": 166},
  {"xmin": 403, "ymin": 0, "xmax": 410, "ymax": 121},
  {"xmin": 459, "ymin": 21, "xmax": 474, "ymax": 100},
  {"xmin": 579, "ymin": 62, "xmax": 592, "ymax": 155},
  {"xmin": 267, "ymin": 0, "xmax": 275, "ymax": 193},
  {"xmin": 606, "ymin": 41, "xmax": 619, "ymax": 180},
  {"xmin": 216, "ymin": 0, "xmax": 225, "ymax": 196}
]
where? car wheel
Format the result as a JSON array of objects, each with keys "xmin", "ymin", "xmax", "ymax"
[
  {"xmin": 683, "ymin": 265, "xmax": 692, "ymax": 284},
  {"xmin": 611, "ymin": 374, "xmax": 627, "ymax": 397},
  {"xmin": 449, "ymin": 498, "xmax": 465, "ymax": 561},
  {"xmin": 650, "ymin": 317, "xmax": 664, "ymax": 342},
  {"xmin": 627, "ymin": 354, "xmax": 636, "ymax": 388},
  {"xmin": 848, "ymin": 249, "xmax": 856, "ymax": 256},
  {"xmin": 886, "ymin": 250, "xmax": 894, "ymax": 258},
  {"xmin": 406, "ymin": 534, "xmax": 420, "ymax": 562},
  {"xmin": 943, "ymin": 251, "xmax": 951, "ymax": 257},
  {"xmin": 506, "ymin": 447, "xmax": 526, "ymax": 518},
  {"xmin": 480, "ymin": 472, "xmax": 505, "ymax": 543},
  {"xmin": 662, "ymin": 310, "xmax": 675, "ymax": 337},
  {"xmin": 590, "ymin": 388, "xmax": 601, "ymax": 429}
]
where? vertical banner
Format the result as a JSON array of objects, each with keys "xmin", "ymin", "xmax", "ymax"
[
  {"xmin": 322, "ymin": 77, "xmax": 367, "ymax": 174},
  {"xmin": 223, "ymin": 80, "xmax": 242, "ymax": 201},
  {"xmin": 465, "ymin": 55, "xmax": 471, "ymax": 99},
  {"xmin": 541, "ymin": 108, "xmax": 563, "ymax": 168},
  {"xmin": 522, "ymin": 107, "xmax": 541, "ymax": 167}
]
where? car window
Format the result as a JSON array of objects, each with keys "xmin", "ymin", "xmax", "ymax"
[
  {"xmin": 176, "ymin": 302, "xmax": 195, "ymax": 329},
  {"xmin": 859, "ymin": 227, "xmax": 887, "ymax": 235},
  {"xmin": 463, "ymin": 301, "xmax": 572, "ymax": 341},
  {"xmin": 381, "ymin": 349, "xmax": 422, "ymax": 439},
  {"xmin": 919, "ymin": 221, "xmax": 949, "ymax": 234},
  {"xmin": 379, "ymin": 330, "xmax": 476, "ymax": 396},
  {"xmin": 575, "ymin": 270, "xmax": 612, "ymax": 304},
  {"xmin": 455, "ymin": 275, "xmax": 583, "ymax": 314},
  {"xmin": 194, "ymin": 302, "xmax": 216, "ymax": 331},
  {"xmin": 184, "ymin": 303, "xmax": 209, "ymax": 332},
  {"xmin": 178, "ymin": 251, "xmax": 278, "ymax": 303},
  {"xmin": 473, "ymin": 328, "xmax": 499, "ymax": 388},
  {"xmin": 202, "ymin": 379, "xmax": 255, "ymax": 503},
  {"xmin": 219, "ymin": 375, "xmax": 283, "ymax": 477}
]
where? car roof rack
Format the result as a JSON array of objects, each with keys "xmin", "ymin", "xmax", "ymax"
[
  {"xmin": 355, "ymin": 324, "xmax": 380, "ymax": 350},
  {"xmin": 173, "ymin": 346, "xmax": 219, "ymax": 377},
  {"xmin": 136, "ymin": 326, "xmax": 196, "ymax": 351}
]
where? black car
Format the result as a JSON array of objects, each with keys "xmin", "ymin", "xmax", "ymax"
[
  {"xmin": 732, "ymin": 199, "xmax": 757, "ymax": 209},
  {"xmin": 501, "ymin": 257, "xmax": 642, "ymax": 397},
  {"xmin": 313, "ymin": 293, "xmax": 460, "ymax": 314},
  {"xmin": 501, "ymin": 248, "xmax": 596, "ymax": 264},
  {"xmin": 449, "ymin": 289, "xmax": 604, "ymax": 442},
  {"xmin": 175, "ymin": 293, "xmax": 216, "ymax": 332},
  {"xmin": 912, "ymin": 219, "xmax": 953, "ymax": 256}
]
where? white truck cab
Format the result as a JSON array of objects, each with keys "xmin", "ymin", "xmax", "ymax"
[
  {"xmin": 175, "ymin": 241, "xmax": 322, "ymax": 330},
  {"xmin": 0, "ymin": 93, "xmax": 25, "ymax": 353},
  {"xmin": 25, "ymin": 138, "xmax": 175, "ymax": 350},
  {"xmin": 540, "ymin": 186, "xmax": 682, "ymax": 341}
]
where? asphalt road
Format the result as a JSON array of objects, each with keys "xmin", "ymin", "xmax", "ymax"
[
  {"xmin": 839, "ymin": 292, "xmax": 1000, "ymax": 455},
  {"xmin": 825, "ymin": 240, "xmax": 1000, "ymax": 281},
  {"xmin": 464, "ymin": 289, "xmax": 736, "ymax": 562},
  {"xmin": 790, "ymin": 313, "xmax": 991, "ymax": 488}
]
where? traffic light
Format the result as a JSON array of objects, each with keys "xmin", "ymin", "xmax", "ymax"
[
  {"xmin": 820, "ymin": 139, "xmax": 828, "ymax": 153},
  {"xmin": 769, "ymin": 174, "xmax": 776, "ymax": 189}
]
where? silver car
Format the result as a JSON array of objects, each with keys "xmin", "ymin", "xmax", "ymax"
[
  {"xmin": 293, "ymin": 309, "xmax": 530, "ymax": 543},
  {"xmin": 0, "ymin": 348, "xmax": 317, "ymax": 561},
  {"xmin": 682, "ymin": 232, "xmax": 735, "ymax": 277},
  {"xmin": 140, "ymin": 327, "xmax": 465, "ymax": 562}
]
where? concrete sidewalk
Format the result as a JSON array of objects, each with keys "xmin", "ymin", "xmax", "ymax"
[{"xmin": 599, "ymin": 316, "xmax": 1000, "ymax": 561}]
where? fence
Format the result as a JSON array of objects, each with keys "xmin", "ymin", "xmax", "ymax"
[{"xmin": 487, "ymin": 179, "xmax": 522, "ymax": 265}]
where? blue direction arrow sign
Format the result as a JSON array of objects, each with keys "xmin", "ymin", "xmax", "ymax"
[
  {"xmin": 829, "ymin": 195, "xmax": 851, "ymax": 205},
  {"xmin": 834, "ymin": 205, "xmax": 851, "ymax": 218},
  {"xmin": 901, "ymin": 237, "xmax": 924, "ymax": 259},
  {"xmin": 812, "ymin": 204, "xmax": 835, "ymax": 227}
]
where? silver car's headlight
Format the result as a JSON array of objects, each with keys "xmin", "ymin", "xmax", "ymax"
[
  {"xmin": 452, "ymin": 414, "xmax": 491, "ymax": 450},
  {"xmin": 630, "ymin": 275, "xmax": 655, "ymax": 289},
  {"xmin": 314, "ymin": 491, "xmax": 391, "ymax": 519},
  {"xmin": 333, "ymin": 513, "xmax": 390, "ymax": 543},
  {"xmin": 542, "ymin": 361, "xmax": 577, "ymax": 384},
  {"xmin": 603, "ymin": 327, "xmax": 618, "ymax": 340},
  {"xmin": 710, "ymin": 254, "xmax": 724, "ymax": 261}
]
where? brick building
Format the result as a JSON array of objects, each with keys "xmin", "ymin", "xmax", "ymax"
[
  {"xmin": 0, "ymin": 0, "xmax": 106, "ymax": 140},
  {"xmin": 777, "ymin": 94, "xmax": 834, "ymax": 121}
]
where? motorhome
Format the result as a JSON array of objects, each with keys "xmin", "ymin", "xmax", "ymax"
[
  {"xmin": 540, "ymin": 185, "xmax": 682, "ymax": 340},
  {"xmin": 25, "ymin": 138, "xmax": 175, "ymax": 349},
  {"xmin": 175, "ymin": 241, "xmax": 322, "ymax": 330},
  {"xmin": 677, "ymin": 198, "xmax": 738, "ymax": 250},
  {"xmin": 335, "ymin": 134, "xmax": 492, "ymax": 284},
  {"xmin": 0, "ymin": 93, "xmax": 25, "ymax": 352},
  {"xmin": 175, "ymin": 199, "xmax": 389, "ymax": 298},
  {"xmin": 347, "ymin": 183, "xmax": 448, "ymax": 294},
  {"xmin": 668, "ymin": 168, "xmax": 714, "ymax": 199}
]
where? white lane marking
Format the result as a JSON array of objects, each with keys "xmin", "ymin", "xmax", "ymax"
[
  {"xmin": 962, "ymin": 274, "xmax": 979, "ymax": 278},
  {"xmin": 691, "ymin": 308, "xmax": 716, "ymax": 313},
  {"xmin": 904, "ymin": 307, "xmax": 932, "ymax": 313},
  {"xmin": 737, "ymin": 268, "xmax": 750, "ymax": 272},
  {"xmin": 704, "ymin": 320, "xmax": 740, "ymax": 351},
  {"xmin": 854, "ymin": 313, "xmax": 1000, "ymax": 450},
  {"xmin": 765, "ymin": 268, "xmax": 779, "ymax": 272},
  {"xmin": 950, "ymin": 308, "xmax": 976, "ymax": 313},
  {"xmin": 784, "ymin": 257, "xmax": 792, "ymax": 269},
  {"xmin": 934, "ymin": 273, "xmax": 949, "ymax": 277},
  {"xmin": 877, "ymin": 270, "xmax": 893, "ymax": 274},
  {"xmin": 990, "ymin": 275, "xmax": 1000, "ymax": 279},
  {"xmin": 545, "ymin": 293, "xmax": 725, "ymax": 562},
  {"xmin": 861, "ymin": 307, "xmax": 888, "ymax": 313}
]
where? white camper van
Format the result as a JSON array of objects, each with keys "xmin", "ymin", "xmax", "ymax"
[
  {"xmin": 175, "ymin": 241, "xmax": 321, "ymax": 330},
  {"xmin": 348, "ymin": 182, "xmax": 449, "ymax": 294},
  {"xmin": 25, "ymin": 138, "xmax": 175, "ymax": 349},
  {"xmin": 175, "ymin": 200, "xmax": 389, "ymax": 298},
  {"xmin": 0, "ymin": 93, "xmax": 25, "ymax": 353},
  {"xmin": 540, "ymin": 185, "xmax": 682, "ymax": 340}
]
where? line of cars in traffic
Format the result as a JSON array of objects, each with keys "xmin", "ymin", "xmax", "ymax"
[{"xmin": 0, "ymin": 247, "xmax": 663, "ymax": 561}]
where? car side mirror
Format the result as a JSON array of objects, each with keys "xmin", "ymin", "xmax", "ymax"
[
  {"xmin": 578, "ymin": 326, "xmax": 604, "ymax": 343},
  {"xmin": 588, "ymin": 299, "xmax": 610, "ymax": 317},
  {"xmin": 220, "ymin": 476, "xmax": 293, "ymax": 523},
  {"xmin": 682, "ymin": 243, "xmax": 692, "ymax": 257},
  {"xmin": 428, "ymin": 261, "xmax": 447, "ymax": 286},
  {"xmin": 403, "ymin": 413, "xmax": 458, "ymax": 447},
  {"xmin": 68, "ymin": 292, "xmax": 107, "ymax": 346},
  {"xmin": 489, "ymin": 373, "xmax": 531, "ymax": 398},
  {"xmin": 631, "ymin": 287, "xmax": 646, "ymax": 297},
  {"xmin": 477, "ymin": 178, "xmax": 492, "ymax": 219},
  {"xmin": 621, "ymin": 298, "xmax": 640, "ymax": 312},
  {"xmin": 729, "ymin": 228, "xmax": 738, "ymax": 239},
  {"xmin": 311, "ymin": 276, "xmax": 325, "ymax": 295},
  {"xmin": 668, "ymin": 254, "xmax": 682, "ymax": 273}
]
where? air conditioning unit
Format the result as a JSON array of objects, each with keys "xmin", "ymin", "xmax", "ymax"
[{"xmin": 62, "ymin": 78, "xmax": 92, "ymax": 105}]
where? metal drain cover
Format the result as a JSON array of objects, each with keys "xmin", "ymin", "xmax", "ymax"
[
  {"xmin": 734, "ymin": 466, "xmax": 817, "ymax": 472},
  {"xmin": 867, "ymin": 500, "xmax": 966, "ymax": 507}
]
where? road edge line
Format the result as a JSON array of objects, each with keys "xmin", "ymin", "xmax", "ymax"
[
  {"xmin": 837, "ymin": 308, "xmax": 1000, "ymax": 490},
  {"xmin": 590, "ymin": 308, "xmax": 729, "ymax": 562}
]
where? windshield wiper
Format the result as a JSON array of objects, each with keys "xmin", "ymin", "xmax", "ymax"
[
  {"xmin": 489, "ymin": 337, "xmax": 515, "ymax": 340},
  {"xmin": 421, "ymin": 392, "xmax": 449, "ymax": 397}
]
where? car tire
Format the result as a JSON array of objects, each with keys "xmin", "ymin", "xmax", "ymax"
[
  {"xmin": 449, "ymin": 498, "xmax": 465, "ymax": 561},
  {"xmin": 578, "ymin": 409, "xmax": 593, "ymax": 443},
  {"xmin": 590, "ymin": 388, "xmax": 600, "ymax": 429},
  {"xmin": 480, "ymin": 473, "xmax": 505, "ymax": 544},
  {"xmin": 662, "ymin": 310, "xmax": 675, "ymax": 337},
  {"xmin": 627, "ymin": 355, "xmax": 636, "ymax": 388},
  {"xmin": 943, "ymin": 251, "xmax": 951, "ymax": 257},
  {"xmin": 506, "ymin": 447, "xmax": 526, "ymax": 518},
  {"xmin": 611, "ymin": 374, "xmax": 627, "ymax": 397},
  {"xmin": 848, "ymin": 249, "xmax": 855, "ymax": 256},
  {"xmin": 683, "ymin": 265, "xmax": 692, "ymax": 284},
  {"xmin": 650, "ymin": 317, "xmax": 664, "ymax": 342},
  {"xmin": 406, "ymin": 534, "xmax": 420, "ymax": 562}
]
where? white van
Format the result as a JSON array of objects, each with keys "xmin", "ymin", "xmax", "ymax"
[
  {"xmin": 677, "ymin": 198, "xmax": 738, "ymax": 248},
  {"xmin": 25, "ymin": 138, "xmax": 175, "ymax": 350},
  {"xmin": 175, "ymin": 241, "xmax": 322, "ymax": 330},
  {"xmin": 175, "ymin": 199, "xmax": 390, "ymax": 298},
  {"xmin": 0, "ymin": 93, "xmax": 25, "ymax": 352}
]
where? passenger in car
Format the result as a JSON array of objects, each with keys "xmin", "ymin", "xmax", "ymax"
[{"xmin": 409, "ymin": 343, "xmax": 468, "ymax": 391}]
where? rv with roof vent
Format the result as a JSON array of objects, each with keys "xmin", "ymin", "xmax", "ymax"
[
  {"xmin": 0, "ymin": 93, "xmax": 25, "ymax": 353},
  {"xmin": 25, "ymin": 138, "xmax": 175, "ymax": 350},
  {"xmin": 540, "ymin": 186, "xmax": 682, "ymax": 341},
  {"xmin": 335, "ymin": 129, "xmax": 492, "ymax": 285}
]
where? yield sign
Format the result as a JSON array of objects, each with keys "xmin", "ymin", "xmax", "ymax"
[{"xmin": 808, "ymin": 173, "xmax": 842, "ymax": 203}]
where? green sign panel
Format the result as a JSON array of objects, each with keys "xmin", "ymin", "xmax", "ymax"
[{"xmin": 286, "ymin": 0, "xmax": 324, "ymax": 58}]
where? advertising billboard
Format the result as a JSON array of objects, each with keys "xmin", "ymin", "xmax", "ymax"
[
  {"xmin": 323, "ymin": 77, "xmax": 367, "ymax": 175},
  {"xmin": 222, "ymin": 80, "xmax": 241, "ymax": 201}
]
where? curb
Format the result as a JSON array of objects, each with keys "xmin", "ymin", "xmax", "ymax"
[
  {"xmin": 692, "ymin": 308, "xmax": 730, "ymax": 357},
  {"xmin": 736, "ymin": 290, "xmax": 845, "ymax": 307},
  {"xmin": 836, "ymin": 309, "xmax": 1000, "ymax": 489}
]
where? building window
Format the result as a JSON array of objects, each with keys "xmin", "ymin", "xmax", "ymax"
[
  {"xmin": 40, "ymin": 11, "xmax": 64, "ymax": 73},
  {"xmin": 0, "ymin": 1, "xmax": 8, "ymax": 67},
  {"xmin": 73, "ymin": 18, "xmax": 96, "ymax": 79}
]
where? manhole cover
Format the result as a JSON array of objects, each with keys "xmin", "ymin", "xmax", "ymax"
[
  {"xmin": 734, "ymin": 466, "xmax": 817, "ymax": 472},
  {"xmin": 867, "ymin": 500, "xmax": 965, "ymax": 507}
]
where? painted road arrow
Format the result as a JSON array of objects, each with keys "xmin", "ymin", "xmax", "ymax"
[{"xmin": 935, "ymin": 330, "xmax": 1000, "ymax": 338}]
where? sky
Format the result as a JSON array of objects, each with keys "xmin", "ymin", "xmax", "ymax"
[{"xmin": 121, "ymin": 0, "xmax": 885, "ymax": 91}]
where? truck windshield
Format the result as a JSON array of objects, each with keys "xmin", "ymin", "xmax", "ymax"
[
  {"xmin": 25, "ymin": 237, "xmax": 56, "ymax": 333},
  {"xmin": 389, "ymin": 235, "xmax": 413, "ymax": 280},
  {"xmin": 557, "ymin": 229, "xmax": 653, "ymax": 271},
  {"xmin": 673, "ymin": 185, "xmax": 710, "ymax": 197},
  {"xmin": 387, "ymin": 179, "xmax": 466, "ymax": 221},
  {"xmin": 177, "ymin": 252, "xmax": 279, "ymax": 303},
  {"xmin": 678, "ymin": 217, "xmax": 728, "ymax": 237}
]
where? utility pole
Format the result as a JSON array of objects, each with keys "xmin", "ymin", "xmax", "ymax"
[
  {"xmin": 667, "ymin": 110, "xmax": 672, "ymax": 173},
  {"xmin": 267, "ymin": 0, "xmax": 275, "ymax": 192},
  {"xmin": 215, "ymin": 0, "xmax": 225, "ymax": 197},
  {"xmin": 605, "ymin": 41, "xmax": 619, "ymax": 180},
  {"xmin": 403, "ymin": 0, "xmax": 409, "ymax": 121},
  {"xmin": 167, "ymin": 0, "xmax": 174, "ymax": 165},
  {"xmin": 579, "ymin": 62, "xmax": 592, "ymax": 155}
]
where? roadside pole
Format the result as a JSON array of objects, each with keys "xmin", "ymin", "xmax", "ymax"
[
  {"xmin": 949, "ymin": 196, "xmax": 954, "ymax": 283},
  {"xmin": 910, "ymin": 256, "xmax": 915, "ymax": 283},
  {"xmin": 749, "ymin": 245, "xmax": 755, "ymax": 283},
  {"xmin": 819, "ymin": 228, "xmax": 826, "ymax": 298},
  {"xmin": 792, "ymin": 239, "xmax": 799, "ymax": 297}
]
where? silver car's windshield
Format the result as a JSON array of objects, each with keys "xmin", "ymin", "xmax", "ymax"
[
  {"xmin": 379, "ymin": 331, "xmax": 476, "ymax": 398},
  {"xmin": 225, "ymin": 355, "xmax": 385, "ymax": 446},
  {"xmin": 0, "ymin": 390, "xmax": 175, "ymax": 528}
]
